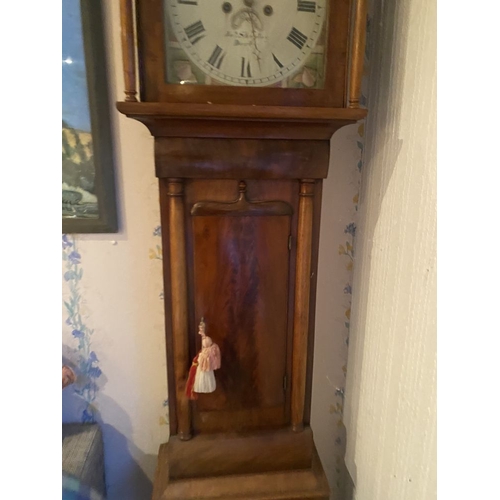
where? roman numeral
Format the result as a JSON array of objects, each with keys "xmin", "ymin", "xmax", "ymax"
[
  {"xmin": 241, "ymin": 58, "xmax": 252, "ymax": 77},
  {"xmin": 208, "ymin": 45, "xmax": 225, "ymax": 69},
  {"xmin": 184, "ymin": 20, "xmax": 205, "ymax": 45},
  {"xmin": 272, "ymin": 53, "xmax": 283, "ymax": 69},
  {"xmin": 287, "ymin": 27, "xmax": 308, "ymax": 50},
  {"xmin": 178, "ymin": 0, "xmax": 198, "ymax": 4},
  {"xmin": 297, "ymin": 0, "xmax": 316, "ymax": 12}
]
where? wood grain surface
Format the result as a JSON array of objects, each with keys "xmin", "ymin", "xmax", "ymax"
[
  {"xmin": 119, "ymin": 0, "xmax": 137, "ymax": 102},
  {"xmin": 291, "ymin": 180, "xmax": 316, "ymax": 431},
  {"xmin": 187, "ymin": 180, "xmax": 295, "ymax": 433},
  {"xmin": 155, "ymin": 139, "xmax": 330, "ymax": 179},
  {"xmin": 166, "ymin": 427, "xmax": 314, "ymax": 479},
  {"xmin": 153, "ymin": 435, "xmax": 329, "ymax": 500},
  {"xmin": 348, "ymin": 0, "xmax": 369, "ymax": 108},
  {"xmin": 167, "ymin": 179, "xmax": 192, "ymax": 440}
]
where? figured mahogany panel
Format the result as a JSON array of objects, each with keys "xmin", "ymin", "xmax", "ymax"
[
  {"xmin": 184, "ymin": 180, "xmax": 297, "ymax": 433},
  {"xmin": 155, "ymin": 139, "xmax": 330, "ymax": 179}
]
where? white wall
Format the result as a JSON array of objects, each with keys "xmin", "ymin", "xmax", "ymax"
[{"xmin": 343, "ymin": 0, "xmax": 437, "ymax": 499}]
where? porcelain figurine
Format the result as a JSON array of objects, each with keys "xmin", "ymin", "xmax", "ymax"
[{"xmin": 186, "ymin": 318, "xmax": 221, "ymax": 400}]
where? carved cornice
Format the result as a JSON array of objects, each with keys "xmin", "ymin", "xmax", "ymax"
[{"xmin": 116, "ymin": 102, "xmax": 367, "ymax": 140}]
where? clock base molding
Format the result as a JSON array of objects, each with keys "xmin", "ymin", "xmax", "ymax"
[
  {"xmin": 165, "ymin": 427, "xmax": 315, "ymax": 479},
  {"xmin": 152, "ymin": 432, "xmax": 330, "ymax": 500}
]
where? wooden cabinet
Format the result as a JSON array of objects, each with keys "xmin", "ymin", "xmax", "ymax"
[{"xmin": 117, "ymin": 0, "xmax": 368, "ymax": 497}]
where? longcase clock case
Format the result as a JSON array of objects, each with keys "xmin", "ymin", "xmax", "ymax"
[{"xmin": 117, "ymin": 0, "xmax": 368, "ymax": 498}]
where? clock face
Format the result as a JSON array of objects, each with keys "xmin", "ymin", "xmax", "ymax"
[{"xmin": 164, "ymin": 0, "xmax": 328, "ymax": 88}]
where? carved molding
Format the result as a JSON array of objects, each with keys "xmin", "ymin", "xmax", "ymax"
[{"xmin": 191, "ymin": 181, "xmax": 293, "ymax": 217}]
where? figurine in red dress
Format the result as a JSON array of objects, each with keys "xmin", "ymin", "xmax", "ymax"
[{"xmin": 186, "ymin": 318, "xmax": 221, "ymax": 400}]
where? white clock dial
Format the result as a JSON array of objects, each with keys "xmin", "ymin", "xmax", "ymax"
[{"xmin": 165, "ymin": 0, "xmax": 327, "ymax": 87}]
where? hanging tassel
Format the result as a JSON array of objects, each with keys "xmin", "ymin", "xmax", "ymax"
[{"xmin": 185, "ymin": 353, "xmax": 199, "ymax": 400}]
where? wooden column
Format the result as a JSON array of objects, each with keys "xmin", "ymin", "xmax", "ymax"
[
  {"xmin": 348, "ymin": 0, "xmax": 368, "ymax": 108},
  {"xmin": 291, "ymin": 179, "xmax": 315, "ymax": 432},
  {"xmin": 119, "ymin": 0, "xmax": 138, "ymax": 102},
  {"xmin": 167, "ymin": 179, "xmax": 191, "ymax": 440}
]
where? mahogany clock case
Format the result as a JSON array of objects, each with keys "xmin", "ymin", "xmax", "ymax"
[
  {"xmin": 153, "ymin": 140, "xmax": 331, "ymax": 500},
  {"xmin": 116, "ymin": 0, "xmax": 368, "ymax": 497}
]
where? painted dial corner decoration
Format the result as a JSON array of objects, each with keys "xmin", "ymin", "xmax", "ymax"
[{"xmin": 164, "ymin": 0, "xmax": 328, "ymax": 88}]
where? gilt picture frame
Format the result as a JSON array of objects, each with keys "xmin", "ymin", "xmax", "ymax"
[{"xmin": 62, "ymin": 0, "xmax": 118, "ymax": 233}]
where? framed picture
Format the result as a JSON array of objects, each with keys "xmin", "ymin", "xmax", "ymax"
[{"xmin": 62, "ymin": 0, "xmax": 118, "ymax": 233}]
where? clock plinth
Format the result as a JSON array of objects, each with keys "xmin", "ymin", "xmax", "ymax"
[
  {"xmin": 153, "ymin": 429, "xmax": 329, "ymax": 500},
  {"xmin": 117, "ymin": 0, "xmax": 368, "ymax": 497},
  {"xmin": 166, "ymin": 427, "xmax": 314, "ymax": 479}
]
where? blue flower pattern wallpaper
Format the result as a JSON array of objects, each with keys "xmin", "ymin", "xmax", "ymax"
[
  {"xmin": 63, "ymin": 234, "xmax": 102, "ymax": 423},
  {"xmin": 315, "ymin": 8, "xmax": 372, "ymax": 495}
]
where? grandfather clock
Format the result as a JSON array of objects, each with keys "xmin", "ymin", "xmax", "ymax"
[{"xmin": 117, "ymin": 0, "xmax": 367, "ymax": 497}]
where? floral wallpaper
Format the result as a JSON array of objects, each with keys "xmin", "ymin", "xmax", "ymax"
[
  {"xmin": 150, "ymin": 225, "xmax": 170, "ymax": 428},
  {"xmin": 322, "ymin": 7, "xmax": 373, "ymax": 496},
  {"xmin": 149, "ymin": 226, "xmax": 164, "ymax": 301},
  {"xmin": 62, "ymin": 234, "xmax": 102, "ymax": 423}
]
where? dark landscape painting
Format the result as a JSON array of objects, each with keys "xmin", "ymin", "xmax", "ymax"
[{"xmin": 62, "ymin": 0, "xmax": 98, "ymax": 219}]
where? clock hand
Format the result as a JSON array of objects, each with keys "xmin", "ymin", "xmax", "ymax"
[
  {"xmin": 244, "ymin": 8, "xmax": 262, "ymax": 70},
  {"xmin": 230, "ymin": 3, "xmax": 264, "ymax": 72}
]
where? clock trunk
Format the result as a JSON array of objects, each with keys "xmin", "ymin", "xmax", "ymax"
[{"xmin": 151, "ymin": 139, "xmax": 329, "ymax": 498}]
